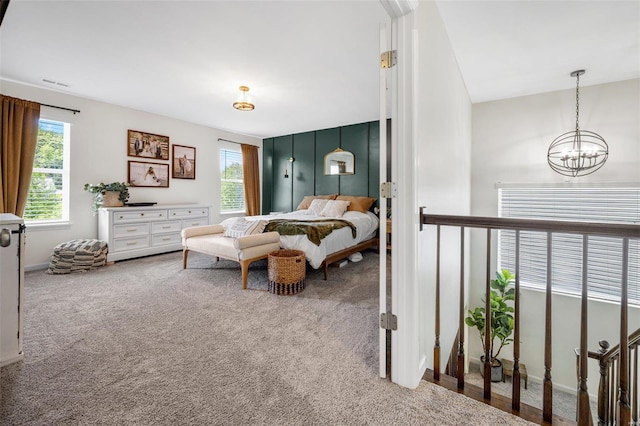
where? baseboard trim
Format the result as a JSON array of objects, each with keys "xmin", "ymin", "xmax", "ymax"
[{"xmin": 25, "ymin": 263, "xmax": 49, "ymax": 272}]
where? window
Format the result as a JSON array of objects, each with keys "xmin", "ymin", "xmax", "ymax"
[
  {"xmin": 220, "ymin": 148, "xmax": 244, "ymax": 213},
  {"xmin": 498, "ymin": 186, "xmax": 640, "ymax": 305},
  {"xmin": 24, "ymin": 119, "xmax": 70, "ymax": 223}
]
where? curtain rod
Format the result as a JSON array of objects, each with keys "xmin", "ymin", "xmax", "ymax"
[
  {"xmin": 41, "ymin": 103, "xmax": 81, "ymax": 114},
  {"xmin": 217, "ymin": 138, "xmax": 260, "ymax": 148},
  {"xmin": 217, "ymin": 138, "xmax": 242, "ymax": 145}
]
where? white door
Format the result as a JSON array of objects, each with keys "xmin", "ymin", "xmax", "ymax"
[
  {"xmin": 378, "ymin": 21, "xmax": 390, "ymax": 378},
  {"xmin": 378, "ymin": 1, "xmax": 421, "ymax": 387},
  {"xmin": 0, "ymin": 214, "xmax": 25, "ymax": 366}
]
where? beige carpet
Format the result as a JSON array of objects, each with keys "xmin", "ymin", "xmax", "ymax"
[{"xmin": 1, "ymin": 250, "xmax": 535, "ymax": 425}]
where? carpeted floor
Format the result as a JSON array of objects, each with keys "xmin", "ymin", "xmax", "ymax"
[{"xmin": 1, "ymin": 250, "xmax": 536, "ymax": 425}]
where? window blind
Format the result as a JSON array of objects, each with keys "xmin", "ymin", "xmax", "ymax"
[
  {"xmin": 220, "ymin": 149, "xmax": 245, "ymax": 212},
  {"xmin": 24, "ymin": 119, "xmax": 67, "ymax": 222},
  {"xmin": 498, "ymin": 187, "xmax": 640, "ymax": 305}
]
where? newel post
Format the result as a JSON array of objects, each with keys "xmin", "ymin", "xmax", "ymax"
[{"xmin": 597, "ymin": 340, "xmax": 610, "ymax": 426}]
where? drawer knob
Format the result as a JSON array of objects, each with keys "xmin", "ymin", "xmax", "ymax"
[
  {"xmin": 141, "ymin": 213, "xmax": 144, "ymax": 216},
  {"xmin": 188, "ymin": 210, "xmax": 191, "ymax": 213},
  {"xmin": 126, "ymin": 241, "xmax": 137, "ymax": 246}
]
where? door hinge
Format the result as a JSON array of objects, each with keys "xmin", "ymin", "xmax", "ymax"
[
  {"xmin": 380, "ymin": 312, "xmax": 398, "ymax": 330},
  {"xmin": 380, "ymin": 182, "xmax": 397, "ymax": 199},
  {"xmin": 380, "ymin": 50, "xmax": 397, "ymax": 69}
]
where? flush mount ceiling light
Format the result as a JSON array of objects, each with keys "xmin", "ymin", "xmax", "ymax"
[
  {"xmin": 547, "ymin": 70, "xmax": 608, "ymax": 177},
  {"xmin": 232, "ymin": 85, "xmax": 255, "ymax": 111}
]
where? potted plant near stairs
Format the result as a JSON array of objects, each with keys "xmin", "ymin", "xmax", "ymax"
[
  {"xmin": 465, "ymin": 268, "xmax": 516, "ymax": 382},
  {"xmin": 84, "ymin": 182, "xmax": 130, "ymax": 214}
]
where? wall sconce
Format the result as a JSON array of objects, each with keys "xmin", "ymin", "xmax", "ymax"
[{"xmin": 284, "ymin": 156, "xmax": 294, "ymax": 178}]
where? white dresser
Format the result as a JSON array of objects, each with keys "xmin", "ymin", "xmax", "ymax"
[
  {"xmin": 98, "ymin": 204, "xmax": 210, "ymax": 261},
  {"xmin": 0, "ymin": 214, "xmax": 25, "ymax": 367}
]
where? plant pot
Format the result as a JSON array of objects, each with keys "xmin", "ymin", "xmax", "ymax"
[
  {"xmin": 101, "ymin": 191, "xmax": 124, "ymax": 207},
  {"xmin": 480, "ymin": 356, "xmax": 503, "ymax": 382}
]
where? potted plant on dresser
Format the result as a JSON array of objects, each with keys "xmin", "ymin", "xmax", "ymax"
[
  {"xmin": 465, "ymin": 268, "xmax": 516, "ymax": 382},
  {"xmin": 84, "ymin": 182, "xmax": 130, "ymax": 214}
]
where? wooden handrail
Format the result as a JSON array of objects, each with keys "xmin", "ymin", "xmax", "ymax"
[
  {"xmin": 421, "ymin": 213, "xmax": 640, "ymax": 239},
  {"xmin": 587, "ymin": 328, "xmax": 640, "ymax": 364},
  {"xmin": 576, "ymin": 327, "xmax": 640, "ymax": 425}
]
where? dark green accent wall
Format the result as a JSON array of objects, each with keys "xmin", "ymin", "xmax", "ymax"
[
  {"xmin": 368, "ymin": 121, "xmax": 380, "ymax": 200},
  {"xmin": 314, "ymin": 128, "xmax": 340, "ymax": 197},
  {"xmin": 272, "ymin": 135, "xmax": 293, "ymax": 212},
  {"xmin": 292, "ymin": 132, "xmax": 316, "ymax": 208},
  {"xmin": 262, "ymin": 120, "xmax": 381, "ymax": 214},
  {"xmin": 338, "ymin": 123, "xmax": 369, "ymax": 196},
  {"xmin": 262, "ymin": 138, "xmax": 274, "ymax": 214}
]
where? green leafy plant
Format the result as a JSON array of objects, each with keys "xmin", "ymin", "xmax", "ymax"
[
  {"xmin": 84, "ymin": 182, "xmax": 130, "ymax": 214},
  {"xmin": 465, "ymin": 269, "xmax": 516, "ymax": 365}
]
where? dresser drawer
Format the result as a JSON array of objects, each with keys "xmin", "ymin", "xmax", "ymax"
[
  {"xmin": 151, "ymin": 220, "xmax": 182, "ymax": 234},
  {"xmin": 181, "ymin": 218, "xmax": 208, "ymax": 229},
  {"xmin": 151, "ymin": 233, "xmax": 182, "ymax": 247},
  {"xmin": 113, "ymin": 223, "xmax": 149, "ymax": 238},
  {"xmin": 113, "ymin": 210, "xmax": 167, "ymax": 223},
  {"xmin": 168, "ymin": 208, "xmax": 208, "ymax": 219},
  {"xmin": 112, "ymin": 236, "xmax": 149, "ymax": 251}
]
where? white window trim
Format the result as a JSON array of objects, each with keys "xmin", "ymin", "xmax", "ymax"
[
  {"xmin": 219, "ymin": 147, "xmax": 245, "ymax": 214},
  {"xmin": 24, "ymin": 119, "xmax": 70, "ymax": 224}
]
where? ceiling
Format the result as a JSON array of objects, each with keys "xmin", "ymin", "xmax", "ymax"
[{"xmin": 1, "ymin": 1, "xmax": 638, "ymax": 140}]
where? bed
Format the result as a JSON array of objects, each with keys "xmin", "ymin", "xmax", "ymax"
[{"xmin": 220, "ymin": 195, "xmax": 380, "ymax": 279}]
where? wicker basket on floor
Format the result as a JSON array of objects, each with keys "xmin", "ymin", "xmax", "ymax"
[{"xmin": 268, "ymin": 249, "xmax": 306, "ymax": 295}]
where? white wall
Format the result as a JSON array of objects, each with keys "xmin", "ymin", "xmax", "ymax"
[
  {"xmin": 1, "ymin": 79, "xmax": 261, "ymax": 269},
  {"xmin": 393, "ymin": 0, "xmax": 472, "ymax": 388},
  {"xmin": 470, "ymin": 78, "xmax": 640, "ymax": 395}
]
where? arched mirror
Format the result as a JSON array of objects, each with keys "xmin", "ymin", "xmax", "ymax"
[{"xmin": 324, "ymin": 148, "xmax": 355, "ymax": 175}]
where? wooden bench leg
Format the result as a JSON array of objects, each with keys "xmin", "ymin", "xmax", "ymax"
[
  {"xmin": 183, "ymin": 249, "xmax": 189, "ymax": 269},
  {"xmin": 240, "ymin": 260, "xmax": 249, "ymax": 290}
]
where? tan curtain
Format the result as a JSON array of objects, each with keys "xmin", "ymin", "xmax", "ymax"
[
  {"xmin": 1, "ymin": 95, "xmax": 41, "ymax": 215},
  {"xmin": 241, "ymin": 143, "xmax": 260, "ymax": 216}
]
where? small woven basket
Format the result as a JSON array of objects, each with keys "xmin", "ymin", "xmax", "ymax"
[{"xmin": 268, "ymin": 249, "xmax": 306, "ymax": 295}]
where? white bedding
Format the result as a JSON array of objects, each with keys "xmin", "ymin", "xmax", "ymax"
[{"xmin": 221, "ymin": 210, "xmax": 379, "ymax": 269}]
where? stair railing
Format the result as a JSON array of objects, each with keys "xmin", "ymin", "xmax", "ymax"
[
  {"xmin": 579, "ymin": 328, "xmax": 640, "ymax": 425},
  {"xmin": 420, "ymin": 209, "xmax": 640, "ymax": 425}
]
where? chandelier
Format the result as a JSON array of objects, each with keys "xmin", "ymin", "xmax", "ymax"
[
  {"xmin": 232, "ymin": 86, "xmax": 255, "ymax": 111},
  {"xmin": 547, "ymin": 70, "xmax": 608, "ymax": 177}
]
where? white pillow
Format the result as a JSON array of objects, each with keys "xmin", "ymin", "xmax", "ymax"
[
  {"xmin": 223, "ymin": 218, "xmax": 267, "ymax": 238},
  {"xmin": 319, "ymin": 200, "xmax": 350, "ymax": 218},
  {"xmin": 307, "ymin": 199, "xmax": 330, "ymax": 216}
]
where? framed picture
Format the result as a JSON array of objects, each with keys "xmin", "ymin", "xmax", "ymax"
[
  {"xmin": 172, "ymin": 144, "xmax": 196, "ymax": 179},
  {"xmin": 128, "ymin": 129, "xmax": 169, "ymax": 160},
  {"xmin": 128, "ymin": 161, "xmax": 169, "ymax": 188}
]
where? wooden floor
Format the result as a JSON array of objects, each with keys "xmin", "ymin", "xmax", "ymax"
[{"xmin": 422, "ymin": 369, "xmax": 577, "ymax": 425}]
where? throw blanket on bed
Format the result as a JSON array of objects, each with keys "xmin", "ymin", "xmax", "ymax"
[{"xmin": 264, "ymin": 219, "xmax": 357, "ymax": 246}]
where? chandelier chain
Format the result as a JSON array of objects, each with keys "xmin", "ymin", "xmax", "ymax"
[{"xmin": 575, "ymin": 72, "xmax": 580, "ymax": 131}]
